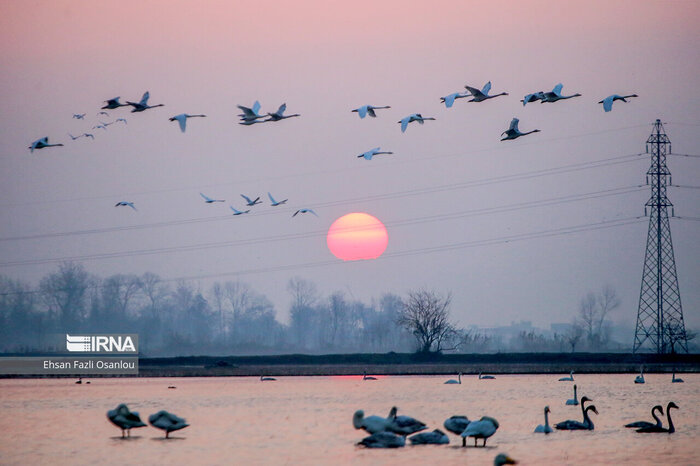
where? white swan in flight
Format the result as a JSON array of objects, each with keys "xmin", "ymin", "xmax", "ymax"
[
  {"xmin": 29, "ymin": 137, "xmax": 63, "ymax": 153},
  {"xmin": 555, "ymin": 397, "xmax": 597, "ymax": 430},
  {"xmin": 352, "ymin": 104, "xmax": 391, "ymax": 118},
  {"xmin": 238, "ymin": 101, "xmax": 265, "ymax": 122},
  {"xmin": 82, "ymin": 133, "xmax": 95, "ymax": 139},
  {"xmin": 501, "ymin": 118, "xmax": 540, "ymax": 140},
  {"xmin": 566, "ymin": 384, "xmax": 579, "ymax": 405},
  {"xmin": 625, "ymin": 404, "xmax": 664, "ymax": 429},
  {"xmin": 265, "ymin": 103, "xmax": 300, "ymax": 121},
  {"xmin": 464, "ymin": 81, "xmax": 508, "ymax": 102},
  {"xmin": 73, "ymin": 113, "xmax": 86, "ymax": 119},
  {"xmin": 115, "ymin": 118, "xmax": 127, "ymax": 125},
  {"xmin": 440, "ymin": 92, "xmax": 470, "ymax": 108},
  {"xmin": 200, "ymin": 192, "xmax": 224, "ymax": 203},
  {"xmin": 634, "ymin": 366, "xmax": 645, "ymax": 384},
  {"xmin": 169, "ymin": 113, "xmax": 207, "ymax": 132},
  {"xmin": 444, "ymin": 372, "xmax": 461, "ymax": 384},
  {"xmin": 541, "ymin": 83, "xmax": 581, "ymax": 103},
  {"xmin": 672, "ymin": 371, "xmax": 684, "ymax": 383},
  {"xmin": 479, "ymin": 372, "xmax": 495, "ymax": 379},
  {"xmin": 102, "ymin": 97, "xmax": 129, "ymax": 110},
  {"xmin": 230, "ymin": 206, "xmax": 250, "ymax": 215},
  {"xmin": 559, "ymin": 370, "xmax": 574, "ymax": 381},
  {"xmin": 598, "ymin": 94, "xmax": 638, "ymax": 112},
  {"xmin": 387, "ymin": 406, "xmax": 427, "ymax": 435},
  {"xmin": 107, "ymin": 404, "xmax": 146, "ymax": 437},
  {"xmin": 362, "ymin": 371, "xmax": 377, "ymax": 380},
  {"xmin": 357, "ymin": 431, "xmax": 405, "ymax": 448},
  {"xmin": 98, "ymin": 111, "xmax": 110, "ymax": 116},
  {"xmin": 534, "ymin": 406, "xmax": 552, "ymax": 434},
  {"xmin": 636, "ymin": 402, "xmax": 678, "ymax": 433},
  {"xmin": 293, "ymin": 208, "xmax": 318, "ymax": 217},
  {"xmin": 358, "ymin": 147, "xmax": 393, "ymax": 160},
  {"xmin": 268, "ymin": 192, "xmax": 287, "ymax": 206},
  {"xmin": 444, "ymin": 415, "xmax": 470, "ymax": 436},
  {"xmin": 461, "ymin": 416, "xmax": 499, "ymax": 447},
  {"xmin": 148, "ymin": 410, "xmax": 189, "ymax": 438},
  {"xmin": 398, "ymin": 113, "xmax": 436, "ymax": 133},
  {"xmin": 240, "ymin": 194, "xmax": 261, "ymax": 206},
  {"xmin": 353, "ymin": 409, "xmax": 393, "ymax": 434},
  {"xmin": 115, "ymin": 201, "xmax": 137, "ymax": 211},
  {"xmin": 93, "ymin": 124, "xmax": 108, "ymax": 131},
  {"xmin": 409, "ymin": 429, "xmax": 449, "ymax": 445},
  {"xmin": 521, "ymin": 91, "xmax": 545, "ymax": 106},
  {"xmin": 260, "ymin": 375, "xmax": 276, "ymax": 381},
  {"xmin": 127, "ymin": 91, "xmax": 164, "ymax": 112}
]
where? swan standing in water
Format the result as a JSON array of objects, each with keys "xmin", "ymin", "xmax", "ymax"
[
  {"xmin": 357, "ymin": 431, "xmax": 405, "ymax": 448},
  {"xmin": 387, "ymin": 406, "xmax": 427, "ymax": 435},
  {"xmin": 29, "ymin": 137, "xmax": 63, "ymax": 153},
  {"xmin": 444, "ymin": 415, "xmax": 470, "ymax": 436},
  {"xmin": 555, "ymin": 397, "xmax": 598, "ymax": 430},
  {"xmin": 500, "ymin": 118, "xmax": 540, "ymax": 140},
  {"xmin": 479, "ymin": 372, "xmax": 495, "ymax": 380},
  {"xmin": 352, "ymin": 105, "xmax": 391, "ymax": 119},
  {"xmin": 107, "ymin": 404, "xmax": 147, "ymax": 438},
  {"xmin": 127, "ymin": 91, "xmax": 164, "ymax": 113},
  {"xmin": 636, "ymin": 402, "xmax": 678, "ymax": 433},
  {"xmin": 148, "ymin": 410, "xmax": 189, "ymax": 438},
  {"xmin": 598, "ymin": 94, "xmax": 638, "ymax": 112},
  {"xmin": 461, "ymin": 416, "xmax": 499, "ymax": 447},
  {"xmin": 540, "ymin": 83, "xmax": 581, "ymax": 103},
  {"xmin": 672, "ymin": 371, "xmax": 684, "ymax": 383},
  {"xmin": 353, "ymin": 409, "xmax": 393, "ymax": 434},
  {"xmin": 559, "ymin": 370, "xmax": 574, "ymax": 381},
  {"xmin": 444, "ymin": 372, "xmax": 461, "ymax": 384},
  {"xmin": 464, "ymin": 81, "xmax": 508, "ymax": 102},
  {"xmin": 169, "ymin": 113, "xmax": 206, "ymax": 132},
  {"xmin": 566, "ymin": 384, "xmax": 579, "ymax": 405},
  {"xmin": 362, "ymin": 371, "xmax": 377, "ymax": 380},
  {"xmin": 409, "ymin": 429, "xmax": 449, "ymax": 445},
  {"xmin": 534, "ymin": 406, "xmax": 553, "ymax": 434},
  {"xmin": 625, "ymin": 404, "xmax": 664, "ymax": 429},
  {"xmin": 635, "ymin": 366, "xmax": 645, "ymax": 384}
]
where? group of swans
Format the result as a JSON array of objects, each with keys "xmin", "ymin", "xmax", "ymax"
[
  {"xmin": 188, "ymin": 192, "xmax": 298, "ymax": 218},
  {"xmin": 107, "ymin": 403, "xmax": 188, "ymax": 438},
  {"xmin": 443, "ymin": 372, "xmax": 495, "ymax": 383},
  {"xmin": 633, "ymin": 366, "xmax": 685, "ymax": 383},
  {"xmin": 236, "ymin": 101, "xmax": 300, "ymax": 125},
  {"xmin": 625, "ymin": 401, "xmax": 678, "ymax": 433}
]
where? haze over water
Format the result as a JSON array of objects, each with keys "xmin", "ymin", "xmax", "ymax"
[{"xmin": 0, "ymin": 374, "xmax": 697, "ymax": 465}]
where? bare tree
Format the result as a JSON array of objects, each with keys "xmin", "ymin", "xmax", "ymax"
[
  {"xmin": 140, "ymin": 272, "xmax": 167, "ymax": 318},
  {"xmin": 39, "ymin": 262, "xmax": 92, "ymax": 328},
  {"xmin": 565, "ymin": 321, "xmax": 584, "ymax": 352},
  {"xmin": 287, "ymin": 277, "xmax": 318, "ymax": 310},
  {"xmin": 397, "ymin": 289, "xmax": 457, "ymax": 353}
]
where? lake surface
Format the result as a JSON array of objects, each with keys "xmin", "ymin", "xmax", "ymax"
[{"xmin": 0, "ymin": 374, "xmax": 698, "ymax": 465}]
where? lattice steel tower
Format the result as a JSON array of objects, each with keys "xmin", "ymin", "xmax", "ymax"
[{"xmin": 633, "ymin": 120, "xmax": 687, "ymax": 353}]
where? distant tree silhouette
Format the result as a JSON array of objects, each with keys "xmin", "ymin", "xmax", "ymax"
[{"xmin": 397, "ymin": 289, "xmax": 458, "ymax": 353}]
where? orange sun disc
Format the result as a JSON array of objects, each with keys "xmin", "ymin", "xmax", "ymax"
[{"xmin": 327, "ymin": 212, "xmax": 388, "ymax": 261}]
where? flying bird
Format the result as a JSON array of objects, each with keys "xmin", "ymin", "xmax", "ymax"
[
  {"xmin": 464, "ymin": 81, "xmax": 508, "ymax": 102},
  {"xmin": 115, "ymin": 118, "xmax": 127, "ymax": 125},
  {"xmin": 293, "ymin": 208, "xmax": 318, "ymax": 217},
  {"xmin": 440, "ymin": 92, "xmax": 470, "ymax": 108},
  {"xmin": 268, "ymin": 192, "xmax": 287, "ymax": 206},
  {"xmin": 68, "ymin": 133, "xmax": 81, "ymax": 140},
  {"xmin": 107, "ymin": 404, "xmax": 146, "ymax": 438},
  {"xmin": 521, "ymin": 91, "xmax": 545, "ymax": 106},
  {"xmin": 200, "ymin": 192, "xmax": 224, "ymax": 203},
  {"xmin": 358, "ymin": 147, "xmax": 393, "ymax": 160},
  {"xmin": 29, "ymin": 137, "xmax": 63, "ymax": 153},
  {"xmin": 115, "ymin": 201, "xmax": 137, "ymax": 211},
  {"xmin": 72, "ymin": 113, "xmax": 86, "ymax": 119},
  {"xmin": 93, "ymin": 124, "xmax": 107, "ymax": 131},
  {"xmin": 398, "ymin": 113, "xmax": 436, "ymax": 133},
  {"xmin": 501, "ymin": 118, "xmax": 540, "ymax": 140},
  {"xmin": 148, "ymin": 410, "xmax": 189, "ymax": 438},
  {"xmin": 169, "ymin": 113, "xmax": 207, "ymax": 132},
  {"xmin": 102, "ymin": 97, "xmax": 129, "ymax": 110},
  {"xmin": 230, "ymin": 206, "xmax": 250, "ymax": 215},
  {"xmin": 352, "ymin": 104, "xmax": 391, "ymax": 118},
  {"xmin": 598, "ymin": 94, "xmax": 638, "ymax": 112},
  {"xmin": 127, "ymin": 91, "xmax": 164, "ymax": 112},
  {"xmin": 82, "ymin": 133, "xmax": 95, "ymax": 139},
  {"xmin": 237, "ymin": 101, "xmax": 265, "ymax": 122},
  {"xmin": 541, "ymin": 83, "xmax": 581, "ymax": 103},
  {"xmin": 240, "ymin": 194, "xmax": 261, "ymax": 206},
  {"xmin": 265, "ymin": 103, "xmax": 300, "ymax": 121}
]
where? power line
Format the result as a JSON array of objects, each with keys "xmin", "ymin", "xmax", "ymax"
[
  {"xmin": 670, "ymin": 184, "xmax": 700, "ymax": 190},
  {"xmin": 669, "ymin": 153, "xmax": 700, "ymax": 158}
]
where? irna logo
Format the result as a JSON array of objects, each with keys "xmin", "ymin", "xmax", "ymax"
[{"xmin": 66, "ymin": 334, "xmax": 138, "ymax": 353}]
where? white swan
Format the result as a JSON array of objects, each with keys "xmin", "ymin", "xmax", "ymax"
[
  {"xmin": 625, "ymin": 404, "xmax": 664, "ymax": 429},
  {"xmin": 479, "ymin": 372, "xmax": 495, "ymax": 379},
  {"xmin": 107, "ymin": 404, "xmax": 146, "ymax": 437},
  {"xmin": 240, "ymin": 194, "xmax": 261, "ymax": 206},
  {"xmin": 409, "ymin": 429, "xmax": 449, "ymax": 445},
  {"xmin": 200, "ymin": 192, "xmax": 224, "ymax": 203},
  {"xmin": 464, "ymin": 81, "xmax": 508, "ymax": 102},
  {"xmin": 387, "ymin": 406, "xmax": 427, "ymax": 435},
  {"xmin": 566, "ymin": 384, "xmax": 579, "ymax": 405},
  {"xmin": 534, "ymin": 406, "xmax": 552, "ymax": 434},
  {"xmin": 115, "ymin": 118, "xmax": 127, "ymax": 125},
  {"xmin": 127, "ymin": 91, "xmax": 164, "ymax": 113},
  {"xmin": 362, "ymin": 371, "xmax": 377, "ymax": 380},
  {"xmin": 102, "ymin": 97, "xmax": 129, "ymax": 110},
  {"xmin": 238, "ymin": 101, "xmax": 265, "ymax": 121},
  {"xmin": 494, "ymin": 453, "xmax": 518, "ymax": 466},
  {"xmin": 559, "ymin": 370, "xmax": 574, "ymax": 381},
  {"xmin": 440, "ymin": 92, "xmax": 469, "ymax": 108},
  {"xmin": 260, "ymin": 375, "xmax": 276, "ymax": 381},
  {"xmin": 265, "ymin": 103, "xmax": 300, "ymax": 121},
  {"xmin": 29, "ymin": 137, "xmax": 63, "ymax": 153},
  {"xmin": 82, "ymin": 133, "xmax": 95, "ymax": 139},
  {"xmin": 358, "ymin": 147, "xmax": 393, "ymax": 160},
  {"xmin": 148, "ymin": 410, "xmax": 189, "ymax": 438},
  {"xmin": 444, "ymin": 415, "xmax": 470, "ymax": 436},
  {"xmin": 115, "ymin": 201, "xmax": 137, "ymax": 211},
  {"xmin": 352, "ymin": 105, "xmax": 391, "ymax": 119},
  {"xmin": 268, "ymin": 192, "xmax": 287, "ymax": 206},
  {"xmin": 357, "ymin": 431, "xmax": 405, "ymax": 448},
  {"xmin": 501, "ymin": 118, "xmax": 540, "ymax": 140},
  {"xmin": 398, "ymin": 113, "xmax": 436, "ymax": 133},
  {"xmin": 444, "ymin": 372, "xmax": 461, "ymax": 384},
  {"xmin": 672, "ymin": 371, "xmax": 684, "ymax": 383},
  {"xmin": 230, "ymin": 206, "xmax": 250, "ymax": 215},
  {"xmin": 461, "ymin": 416, "xmax": 499, "ymax": 447},
  {"xmin": 635, "ymin": 366, "xmax": 645, "ymax": 384},
  {"xmin": 292, "ymin": 208, "xmax": 318, "ymax": 217},
  {"xmin": 541, "ymin": 83, "xmax": 581, "ymax": 103},
  {"xmin": 353, "ymin": 409, "xmax": 393, "ymax": 434},
  {"xmin": 598, "ymin": 94, "xmax": 638, "ymax": 112},
  {"xmin": 169, "ymin": 113, "xmax": 206, "ymax": 132},
  {"xmin": 73, "ymin": 113, "xmax": 86, "ymax": 119},
  {"xmin": 521, "ymin": 91, "xmax": 545, "ymax": 106}
]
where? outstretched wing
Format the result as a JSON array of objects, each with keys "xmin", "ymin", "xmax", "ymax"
[
  {"xmin": 240, "ymin": 194, "xmax": 252, "ymax": 203},
  {"xmin": 444, "ymin": 93, "xmax": 457, "ymax": 108},
  {"xmin": 200, "ymin": 192, "xmax": 213, "ymax": 202},
  {"xmin": 602, "ymin": 95, "xmax": 614, "ymax": 112},
  {"xmin": 464, "ymin": 85, "xmax": 482, "ymax": 98},
  {"xmin": 252, "ymin": 100, "xmax": 261, "ymax": 115},
  {"xmin": 481, "ymin": 81, "xmax": 492, "ymax": 95},
  {"xmin": 552, "ymin": 83, "xmax": 563, "ymax": 96},
  {"xmin": 357, "ymin": 105, "xmax": 368, "ymax": 118},
  {"xmin": 277, "ymin": 103, "xmax": 287, "ymax": 115},
  {"xmin": 400, "ymin": 117, "xmax": 409, "ymax": 133},
  {"xmin": 139, "ymin": 91, "xmax": 150, "ymax": 106},
  {"xmin": 268, "ymin": 192, "xmax": 277, "ymax": 204},
  {"xmin": 367, "ymin": 107, "xmax": 377, "ymax": 118},
  {"xmin": 509, "ymin": 118, "xmax": 519, "ymax": 132}
]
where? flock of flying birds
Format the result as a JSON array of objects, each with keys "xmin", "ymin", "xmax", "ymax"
[{"xmin": 26, "ymin": 83, "xmax": 638, "ymax": 216}]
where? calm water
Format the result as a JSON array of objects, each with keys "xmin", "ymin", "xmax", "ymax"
[{"xmin": 0, "ymin": 374, "xmax": 698, "ymax": 465}]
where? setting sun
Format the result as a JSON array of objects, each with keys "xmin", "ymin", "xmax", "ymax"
[{"xmin": 327, "ymin": 213, "xmax": 388, "ymax": 261}]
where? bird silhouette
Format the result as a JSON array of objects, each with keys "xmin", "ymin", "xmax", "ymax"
[
  {"xmin": 29, "ymin": 137, "xmax": 63, "ymax": 153},
  {"xmin": 127, "ymin": 91, "xmax": 164, "ymax": 112},
  {"xmin": 352, "ymin": 104, "xmax": 391, "ymax": 118},
  {"xmin": 169, "ymin": 113, "xmax": 207, "ymax": 132},
  {"xmin": 398, "ymin": 113, "xmax": 436, "ymax": 132},
  {"xmin": 464, "ymin": 81, "xmax": 508, "ymax": 102},
  {"xmin": 599, "ymin": 94, "xmax": 638, "ymax": 112}
]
